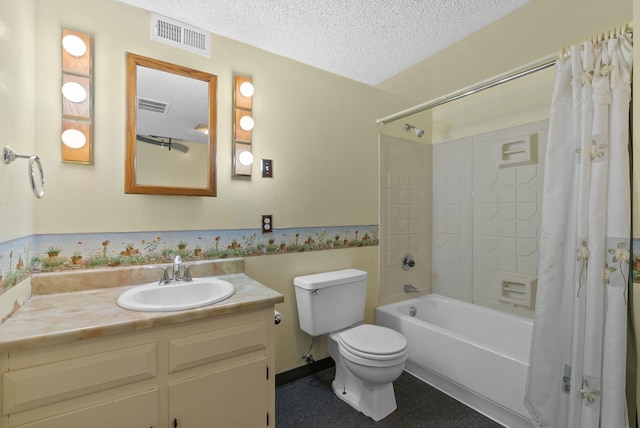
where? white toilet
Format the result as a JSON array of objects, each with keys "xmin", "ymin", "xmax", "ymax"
[{"xmin": 294, "ymin": 269, "xmax": 408, "ymax": 421}]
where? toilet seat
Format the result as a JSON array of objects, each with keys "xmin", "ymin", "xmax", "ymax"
[{"xmin": 336, "ymin": 324, "xmax": 407, "ymax": 363}]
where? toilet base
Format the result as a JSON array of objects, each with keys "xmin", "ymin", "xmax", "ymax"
[
  {"xmin": 331, "ymin": 378, "xmax": 397, "ymax": 421},
  {"xmin": 326, "ymin": 328, "xmax": 406, "ymax": 422}
]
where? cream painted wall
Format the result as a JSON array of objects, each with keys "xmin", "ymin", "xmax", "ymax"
[
  {"xmin": 27, "ymin": 0, "xmax": 413, "ymax": 234},
  {"xmin": 0, "ymin": 2, "xmax": 35, "ymax": 242},
  {"xmin": 632, "ymin": 0, "xmax": 639, "ymax": 420},
  {"xmin": 431, "ymin": 67, "xmax": 555, "ymax": 144},
  {"xmin": 634, "ymin": 8, "xmax": 639, "ymax": 238},
  {"xmin": 378, "ymin": 0, "xmax": 632, "ymax": 103}
]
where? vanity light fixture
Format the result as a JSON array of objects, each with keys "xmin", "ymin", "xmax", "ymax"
[
  {"xmin": 233, "ymin": 75, "xmax": 254, "ymax": 176},
  {"xmin": 61, "ymin": 28, "xmax": 93, "ymax": 163},
  {"xmin": 61, "ymin": 128, "xmax": 87, "ymax": 149},
  {"xmin": 233, "ymin": 141, "xmax": 253, "ymax": 175},
  {"xmin": 239, "ymin": 115, "xmax": 254, "ymax": 131},
  {"xmin": 62, "ymin": 34, "xmax": 87, "ymax": 57},
  {"xmin": 239, "ymin": 81, "xmax": 254, "ymax": 97},
  {"xmin": 238, "ymin": 149, "xmax": 254, "ymax": 166},
  {"xmin": 61, "ymin": 81, "xmax": 87, "ymax": 103}
]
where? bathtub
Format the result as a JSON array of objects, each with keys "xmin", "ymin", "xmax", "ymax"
[{"xmin": 376, "ymin": 294, "xmax": 534, "ymax": 428}]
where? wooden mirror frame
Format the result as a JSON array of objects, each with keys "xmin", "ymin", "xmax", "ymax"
[{"xmin": 125, "ymin": 53, "xmax": 217, "ymax": 196}]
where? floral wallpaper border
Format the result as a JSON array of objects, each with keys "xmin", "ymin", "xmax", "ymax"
[
  {"xmin": 634, "ymin": 238, "xmax": 640, "ymax": 284},
  {"xmin": 0, "ymin": 225, "xmax": 379, "ymax": 293},
  {"xmin": 3, "ymin": 230, "xmax": 639, "ymax": 296}
]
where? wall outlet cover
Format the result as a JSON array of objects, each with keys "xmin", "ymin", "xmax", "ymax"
[{"xmin": 262, "ymin": 215, "xmax": 273, "ymax": 233}]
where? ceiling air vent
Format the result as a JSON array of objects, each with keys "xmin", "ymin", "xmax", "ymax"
[
  {"xmin": 150, "ymin": 13, "xmax": 210, "ymax": 57},
  {"xmin": 137, "ymin": 97, "xmax": 170, "ymax": 114}
]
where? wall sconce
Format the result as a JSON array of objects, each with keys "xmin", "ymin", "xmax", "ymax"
[
  {"xmin": 233, "ymin": 75, "xmax": 254, "ymax": 176},
  {"xmin": 61, "ymin": 28, "xmax": 92, "ymax": 164}
]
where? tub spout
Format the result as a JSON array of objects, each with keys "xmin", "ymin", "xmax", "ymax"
[{"xmin": 404, "ymin": 284, "xmax": 419, "ymax": 293}]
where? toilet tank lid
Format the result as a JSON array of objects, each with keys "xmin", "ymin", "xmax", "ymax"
[{"xmin": 294, "ymin": 269, "xmax": 367, "ymax": 290}]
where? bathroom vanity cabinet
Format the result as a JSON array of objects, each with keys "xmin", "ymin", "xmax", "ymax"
[{"xmin": 0, "ymin": 307, "xmax": 275, "ymax": 428}]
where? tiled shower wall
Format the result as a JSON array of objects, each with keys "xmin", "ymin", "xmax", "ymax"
[
  {"xmin": 433, "ymin": 120, "xmax": 548, "ymax": 318},
  {"xmin": 379, "ymin": 135, "xmax": 432, "ymax": 306},
  {"xmin": 432, "ymin": 138, "xmax": 473, "ymax": 302}
]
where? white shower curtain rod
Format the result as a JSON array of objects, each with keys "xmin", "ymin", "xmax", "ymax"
[
  {"xmin": 376, "ymin": 55, "xmax": 557, "ymax": 125},
  {"xmin": 377, "ymin": 24, "xmax": 633, "ymax": 125}
]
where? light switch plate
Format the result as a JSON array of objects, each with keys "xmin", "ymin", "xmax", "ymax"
[{"xmin": 262, "ymin": 159, "xmax": 273, "ymax": 178}]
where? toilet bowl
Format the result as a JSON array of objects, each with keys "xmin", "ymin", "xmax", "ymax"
[{"xmin": 328, "ymin": 324, "xmax": 408, "ymax": 421}]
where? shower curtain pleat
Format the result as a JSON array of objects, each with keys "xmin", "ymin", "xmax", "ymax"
[{"xmin": 524, "ymin": 31, "xmax": 633, "ymax": 428}]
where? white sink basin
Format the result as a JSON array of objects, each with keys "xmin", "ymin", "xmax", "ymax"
[{"xmin": 117, "ymin": 277, "xmax": 235, "ymax": 312}]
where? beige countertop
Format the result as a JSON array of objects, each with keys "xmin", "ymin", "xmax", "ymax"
[{"xmin": 0, "ymin": 259, "xmax": 284, "ymax": 354}]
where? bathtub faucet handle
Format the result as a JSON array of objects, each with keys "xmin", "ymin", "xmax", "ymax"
[
  {"xmin": 404, "ymin": 284, "xmax": 419, "ymax": 293},
  {"xmin": 401, "ymin": 254, "xmax": 416, "ymax": 270}
]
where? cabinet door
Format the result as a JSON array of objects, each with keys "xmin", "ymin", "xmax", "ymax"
[
  {"xmin": 12, "ymin": 388, "xmax": 158, "ymax": 428},
  {"xmin": 169, "ymin": 358, "xmax": 267, "ymax": 427}
]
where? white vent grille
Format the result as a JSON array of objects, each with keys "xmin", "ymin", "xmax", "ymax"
[
  {"xmin": 151, "ymin": 13, "xmax": 210, "ymax": 57},
  {"xmin": 137, "ymin": 97, "xmax": 170, "ymax": 114}
]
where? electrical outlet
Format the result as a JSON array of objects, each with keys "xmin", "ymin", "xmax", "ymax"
[
  {"xmin": 262, "ymin": 159, "xmax": 273, "ymax": 178},
  {"xmin": 262, "ymin": 215, "xmax": 273, "ymax": 233}
]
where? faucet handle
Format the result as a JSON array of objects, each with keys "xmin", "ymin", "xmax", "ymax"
[
  {"xmin": 183, "ymin": 264, "xmax": 193, "ymax": 281},
  {"xmin": 401, "ymin": 254, "xmax": 416, "ymax": 271},
  {"xmin": 159, "ymin": 266, "xmax": 171, "ymax": 284}
]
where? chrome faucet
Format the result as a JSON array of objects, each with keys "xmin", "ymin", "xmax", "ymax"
[
  {"xmin": 173, "ymin": 255, "xmax": 182, "ymax": 280},
  {"xmin": 404, "ymin": 284, "xmax": 419, "ymax": 293}
]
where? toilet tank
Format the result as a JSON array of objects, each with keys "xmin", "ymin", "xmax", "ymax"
[{"xmin": 294, "ymin": 269, "xmax": 367, "ymax": 336}]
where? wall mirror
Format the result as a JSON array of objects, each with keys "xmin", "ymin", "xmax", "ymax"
[{"xmin": 125, "ymin": 53, "xmax": 217, "ymax": 196}]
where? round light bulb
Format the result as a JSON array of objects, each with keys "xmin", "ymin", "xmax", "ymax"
[
  {"xmin": 61, "ymin": 129, "xmax": 87, "ymax": 148},
  {"xmin": 238, "ymin": 150, "xmax": 254, "ymax": 166},
  {"xmin": 239, "ymin": 81, "xmax": 254, "ymax": 97},
  {"xmin": 239, "ymin": 115, "xmax": 254, "ymax": 131},
  {"xmin": 62, "ymin": 34, "xmax": 87, "ymax": 57},
  {"xmin": 62, "ymin": 81, "xmax": 87, "ymax": 103}
]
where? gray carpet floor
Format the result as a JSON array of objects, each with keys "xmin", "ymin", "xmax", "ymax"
[{"xmin": 276, "ymin": 368, "xmax": 503, "ymax": 427}]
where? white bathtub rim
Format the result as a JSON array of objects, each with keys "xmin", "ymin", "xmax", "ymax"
[
  {"xmin": 378, "ymin": 294, "xmax": 533, "ymax": 363},
  {"xmin": 376, "ymin": 295, "xmax": 530, "ymax": 365},
  {"xmin": 391, "ymin": 293, "xmax": 534, "ymax": 324}
]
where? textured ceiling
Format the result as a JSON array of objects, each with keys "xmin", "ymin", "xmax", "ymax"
[{"xmin": 119, "ymin": 0, "xmax": 531, "ymax": 86}]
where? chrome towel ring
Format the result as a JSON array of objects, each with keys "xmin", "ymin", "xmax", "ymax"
[{"xmin": 3, "ymin": 146, "xmax": 45, "ymax": 199}]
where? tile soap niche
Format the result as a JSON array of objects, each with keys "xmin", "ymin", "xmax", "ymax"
[
  {"xmin": 499, "ymin": 134, "xmax": 537, "ymax": 168},
  {"xmin": 499, "ymin": 274, "xmax": 536, "ymax": 308}
]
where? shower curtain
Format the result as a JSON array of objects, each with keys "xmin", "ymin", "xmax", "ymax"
[{"xmin": 524, "ymin": 30, "xmax": 633, "ymax": 428}]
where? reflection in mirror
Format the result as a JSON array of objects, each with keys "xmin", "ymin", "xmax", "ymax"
[{"xmin": 125, "ymin": 53, "xmax": 217, "ymax": 196}]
